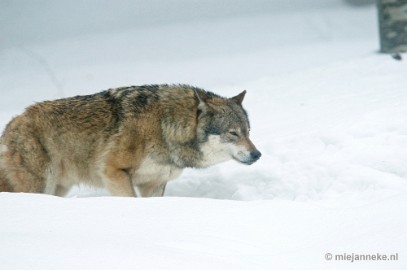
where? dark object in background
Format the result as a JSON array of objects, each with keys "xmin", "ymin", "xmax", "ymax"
[
  {"xmin": 343, "ymin": 0, "xmax": 376, "ymax": 6},
  {"xmin": 377, "ymin": 0, "xmax": 407, "ymax": 53},
  {"xmin": 392, "ymin": 53, "xmax": 403, "ymax": 60}
]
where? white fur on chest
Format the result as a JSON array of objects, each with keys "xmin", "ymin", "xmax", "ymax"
[{"xmin": 134, "ymin": 156, "xmax": 182, "ymax": 184}]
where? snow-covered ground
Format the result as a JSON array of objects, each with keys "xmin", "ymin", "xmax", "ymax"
[
  {"xmin": 1, "ymin": 193, "xmax": 405, "ymax": 270},
  {"xmin": 1, "ymin": 1, "xmax": 406, "ymax": 269}
]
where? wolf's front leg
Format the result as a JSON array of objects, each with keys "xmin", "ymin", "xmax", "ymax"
[
  {"xmin": 103, "ymin": 165, "xmax": 135, "ymax": 197},
  {"xmin": 137, "ymin": 182, "xmax": 167, "ymax": 197}
]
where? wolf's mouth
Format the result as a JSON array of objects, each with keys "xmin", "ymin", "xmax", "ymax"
[
  {"xmin": 233, "ymin": 150, "xmax": 261, "ymax": 165},
  {"xmin": 233, "ymin": 156, "xmax": 257, "ymax": 165},
  {"xmin": 241, "ymin": 160, "xmax": 256, "ymax": 165}
]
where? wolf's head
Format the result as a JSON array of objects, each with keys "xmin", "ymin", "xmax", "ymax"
[{"xmin": 195, "ymin": 90, "xmax": 261, "ymax": 168}]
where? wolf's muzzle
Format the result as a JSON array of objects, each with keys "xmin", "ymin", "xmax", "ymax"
[
  {"xmin": 240, "ymin": 149, "xmax": 261, "ymax": 165},
  {"xmin": 250, "ymin": 150, "xmax": 261, "ymax": 161}
]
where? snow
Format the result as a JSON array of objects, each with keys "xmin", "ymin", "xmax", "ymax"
[
  {"xmin": 1, "ymin": 193, "xmax": 406, "ymax": 270},
  {"xmin": 1, "ymin": 1, "xmax": 407, "ymax": 269}
]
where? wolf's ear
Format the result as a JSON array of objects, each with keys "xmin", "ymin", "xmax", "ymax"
[
  {"xmin": 194, "ymin": 90, "xmax": 207, "ymax": 119},
  {"xmin": 230, "ymin": 90, "xmax": 246, "ymax": 105}
]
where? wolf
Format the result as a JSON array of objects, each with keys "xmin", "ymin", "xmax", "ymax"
[{"xmin": 0, "ymin": 84, "xmax": 261, "ymax": 197}]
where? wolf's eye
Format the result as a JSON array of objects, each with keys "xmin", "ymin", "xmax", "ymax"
[{"xmin": 229, "ymin": 131, "xmax": 239, "ymax": 137}]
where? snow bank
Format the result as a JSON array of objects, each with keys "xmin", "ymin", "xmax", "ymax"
[{"xmin": 1, "ymin": 193, "xmax": 406, "ymax": 270}]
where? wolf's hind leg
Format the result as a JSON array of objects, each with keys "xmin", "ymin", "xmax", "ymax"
[
  {"xmin": 1, "ymin": 128, "xmax": 50, "ymax": 193},
  {"xmin": 5, "ymin": 168, "xmax": 46, "ymax": 193},
  {"xmin": 2, "ymin": 151, "xmax": 48, "ymax": 193},
  {"xmin": 0, "ymin": 169, "xmax": 12, "ymax": 192}
]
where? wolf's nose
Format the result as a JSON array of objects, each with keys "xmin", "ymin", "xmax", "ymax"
[{"xmin": 250, "ymin": 150, "xmax": 262, "ymax": 161}]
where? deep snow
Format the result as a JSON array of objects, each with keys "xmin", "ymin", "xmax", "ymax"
[
  {"xmin": 1, "ymin": 1, "xmax": 406, "ymax": 269},
  {"xmin": 1, "ymin": 193, "xmax": 406, "ymax": 270}
]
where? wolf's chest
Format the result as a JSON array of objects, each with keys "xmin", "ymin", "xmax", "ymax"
[{"xmin": 134, "ymin": 156, "xmax": 182, "ymax": 183}]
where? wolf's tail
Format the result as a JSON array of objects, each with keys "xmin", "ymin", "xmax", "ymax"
[{"xmin": 0, "ymin": 168, "xmax": 12, "ymax": 192}]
